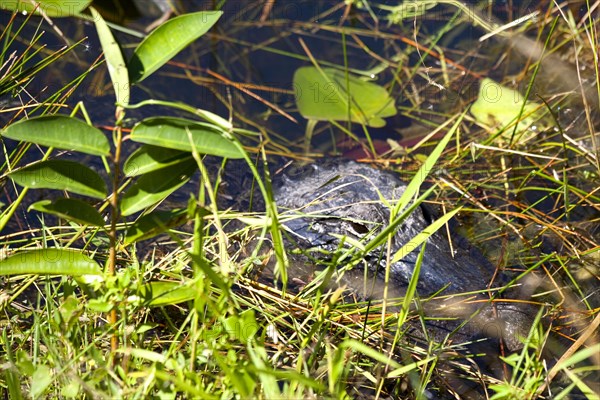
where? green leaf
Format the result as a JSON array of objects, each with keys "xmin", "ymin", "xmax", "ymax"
[
  {"xmin": 29, "ymin": 198, "xmax": 105, "ymax": 227},
  {"xmin": 0, "ymin": 248, "xmax": 101, "ymax": 276},
  {"xmin": 130, "ymin": 117, "xmax": 243, "ymax": 158},
  {"xmin": 1, "ymin": 115, "xmax": 110, "ymax": 156},
  {"xmin": 0, "ymin": 0, "xmax": 91, "ymax": 17},
  {"xmin": 124, "ymin": 208, "xmax": 193, "ymax": 245},
  {"xmin": 31, "ymin": 365, "xmax": 52, "ymax": 399},
  {"xmin": 9, "ymin": 160, "xmax": 107, "ymax": 199},
  {"xmin": 129, "ymin": 11, "xmax": 223, "ymax": 83},
  {"xmin": 223, "ymin": 310, "xmax": 259, "ymax": 343},
  {"xmin": 293, "ymin": 66, "xmax": 397, "ymax": 127},
  {"xmin": 90, "ymin": 7, "xmax": 129, "ymax": 105},
  {"xmin": 470, "ymin": 78, "xmax": 550, "ymax": 139},
  {"xmin": 138, "ymin": 281, "xmax": 196, "ymax": 306},
  {"xmin": 120, "ymin": 158, "xmax": 197, "ymax": 216},
  {"xmin": 123, "ymin": 145, "xmax": 192, "ymax": 177},
  {"xmin": 15, "ymin": 350, "xmax": 35, "ymax": 376}
]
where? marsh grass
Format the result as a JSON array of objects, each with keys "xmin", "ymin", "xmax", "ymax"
[{"xmin": 1, "ymin": 1, "xmax": 599, "ymax": 398}]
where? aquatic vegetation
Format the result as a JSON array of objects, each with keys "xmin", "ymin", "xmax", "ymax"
[{"xmin": 470, "ymin": 77, "xmax": 553, "ymax": 144}]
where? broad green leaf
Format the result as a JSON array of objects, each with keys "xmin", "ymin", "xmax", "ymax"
[
  {"xmin": 1, "ymin": 115, "xmax": 109, "ymax": 156},
  {"xmin": 120, "ymin": 158, "xmax": 197, "ymax": 216},
  {"xmin": 123, "ymin": 145, "xmax": 192, "ymax": 177},
  {"xmin": 138, "ymin": 281, "xmax": 196, "ymax": 306},
  {"xmin": 91, "ymin": 7, "xmax": 129, "ymax": 105},
  {"xmin": 61, "ymin": 381, "xmax": 80, "ymax": 398},
  {"xmin": 223, "ymin": 310, "xmax": 259, "ymax": 343},
  {"xmin": 130, "ymin": 117, "xmax": 243, "ymax": 159},
  {"xmin": 29, "ymin": 198, "xmax": 105, "ymax": 227},
  {"xmin": 9, "ymin": 160, "xmax": 107, "ymax": 199},
  {"xmin": 293, "ymin": 66, "xmax": 397, "ymax": 127},
  {"xmin": 0, "ymin": 0, "xmax": 91, "ymax": 17},
  {"xmin": 16, "ymin": 350, "xmax": 35, "ymax": 375},
  {"xmin": 0, "ymin": 248, "xmax": 101, "ymax": 276},
  {"xmin": 470, "ymin": 78, "xmax": 551, "ymax": 140},
  {"xmin": 129, "ymin": 11, "xmax": 223, "ymax": 83},
  {"xmin": 31, "ymin": 365, "xmax": 52, "ymax": 399},
  {"xmin": 124, "ymin": 208, "xmax": 193, "ymax": 245}
]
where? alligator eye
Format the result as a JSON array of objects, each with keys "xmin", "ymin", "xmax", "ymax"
[{"xmin": 350, "ymin": 221, "xmax": 369, "ymax": 235}]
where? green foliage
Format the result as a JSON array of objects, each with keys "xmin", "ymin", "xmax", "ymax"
[
  {"xmin": 8, "ymin": 160, "xmax": 107, "ymax": 199},
  {"xmin": 293, "ymin": 66, "xmax": 397, "ymax": 127},
  {"xmin": 120, "ymin": 158, "xmax": 197, "ymax": 216},
  {"xmin": 30, "ymin": 365, "xmax": 53, "ymax": 399},
  {"xmin": 90, "ymin": 7, "xmax": 129, "ymax": 105},
  {"xmin": 1, "ymin": 115, "xmax": 110, "ymax": 155},
  {"xmin": 124, "ymin": 208, "xmax": 190, "ymax": 245},
  {"xmin": 1, "ymin": 2, "xmax": 597, "ymax": 399},
  {"xmin": 129, "ymin": 117, "xmax": 243, "ymax": 158},
  {"xmin": 129, "ymin": 11, "xmax": 223, "ymax": 83},
  {"xmin": 123, "ymin": 145, "xmax": 192, "ymax": 176},
  {"xmin": 0, "ymin": 248, "xmax": 101, "ymax": 276},
  {"xmin": 1, "ymin": 5, "xmax": 234, "ymax": 256},
  {"xmin": 470, "ymin": 78, "xmax": 552, "ymax": 143},
  {"xmin": 29, "ymin": 198, "xmax": 105, "ymax": 226},
  {"xmin": 138, "ymin": 281, "xmax": 197, "ymax": 306}
]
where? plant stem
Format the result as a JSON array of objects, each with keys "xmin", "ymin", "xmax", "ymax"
[{"xmin": 108, "ymin": 108, "xmax": 124, "ymax": 359}]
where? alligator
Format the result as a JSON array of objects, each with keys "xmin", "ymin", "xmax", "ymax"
[{"xmin": 220, "ymin": 157, "xmax": 534, "ymax": 357}]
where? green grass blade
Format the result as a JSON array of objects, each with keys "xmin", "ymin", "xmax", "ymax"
[
  {"xmin": 187, "ymin": 253, "xmax": 230, "ymax": 293},
  {"xmin": 0, "ymin": 248, "xmax": 101, "ymax": 276},
  {"xmin": 8, "ymin": 160, "xmax": 107, "ymax": 199},
  {"xmin": 3, "ymin": 368, "xmax": 24, "ymax": 400},
  {"xmin": 397, "ymin": 242, "xmax": 426, "ymax": 330},
  {"xmin": 391, "ymin": 208, "xmax": 460, "ymax": 263},
  {"xmin": 1, "ymin": 115, "xmax": 110, "ymax": 156},
  {"xmin": 340, "ymin": 339, "xmax": 402, "ymax": 369},
  {"xmin": 394, "ymin": 112, "xmax": 464, "ymax": 216},
  {"xmin": 90, "ymin": 6, "xmax": 129, "ymax": 105},
  {"xmin": 129, "ymin": 11, "xmax": 223, "ymax": 83},
  {"xmin": 345, "ymin": 185, "xmax": 437, "ymax": 262},
  {"xmin": 130, "ymin": 117, "xmax": 243, "ymax": 159}
]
